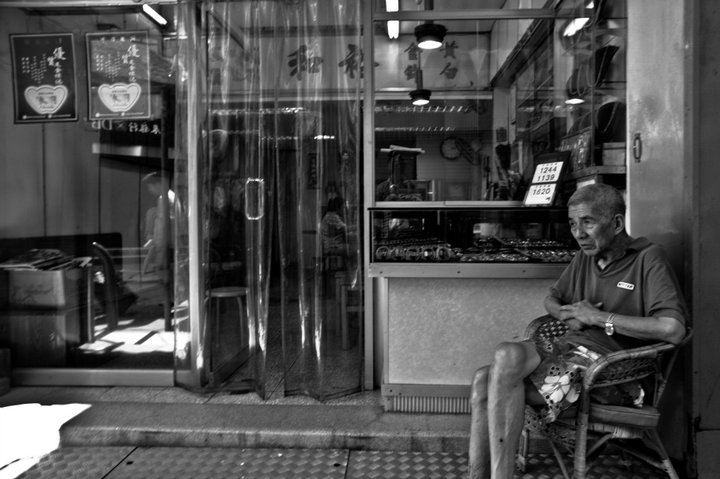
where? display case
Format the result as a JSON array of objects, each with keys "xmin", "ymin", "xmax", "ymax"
[
  {"xmin": 368, "ymin": 203, "xmax": 576, "ymax": 279},
  {"xmin": 371, "ymin": 202, "xmax": 575, "ymax": 413}
]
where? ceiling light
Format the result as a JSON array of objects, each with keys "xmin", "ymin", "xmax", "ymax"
[
  {"xmin": 414, "ymin": 23, "xmax": 446, "ymax": 50},
  {"xmin": 142, "ymin": 4, "xmax": 168, "ymax": 27},
  {"xmin": 386, "ymin": 0, "xmax": 399, "ymax": 39},
  {"xmin": 565, "ymin": 97, "xmax": 585, "ymax": 105},
  {"xmin": 387, "ymin": 20, "xmax": 399, "ymax": 39},
  {"xmin": 409, "ymin": 89, "xmax": 431, "ymax": 106}
]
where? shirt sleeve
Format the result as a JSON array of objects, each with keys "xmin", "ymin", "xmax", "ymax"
[
  {"xmin": 548, "ymin": 253, "xmax": 583, "ymax": 304},
  {"xmin": 641, "ymin": 246, "xmax": 689, "ymax": 326}
]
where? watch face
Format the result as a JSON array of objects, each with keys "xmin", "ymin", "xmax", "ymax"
[{"xmin": 441, "ymin": 137, "xmax": 461, "ymax": 160}]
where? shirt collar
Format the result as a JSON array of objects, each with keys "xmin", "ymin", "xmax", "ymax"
[{"xmin": 626, "ymin": 236, "xmax": 651, "ymax": 253}]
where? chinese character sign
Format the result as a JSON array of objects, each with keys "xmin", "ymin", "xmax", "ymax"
[
  {"xmin": 10, "ymin": 34, "xmax": 78, "ymax": 123},
  {"xmin": 218, "ymin": 34, "xmax": 363, "ymax": 93},
  {"xmin": 374, "ymin": 34, "xmax": 490, "ymax": 91},
  {"xmin": 86, "ymin": 31, "xmax": 152, "ymax": 119}
]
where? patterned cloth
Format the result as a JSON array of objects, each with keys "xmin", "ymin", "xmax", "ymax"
[{"xmin": 527, "ymin": 331, "xmax": 644, "ymax": 423}]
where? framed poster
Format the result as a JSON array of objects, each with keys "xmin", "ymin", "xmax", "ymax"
[
  {"xmin": 86, "ymin": 31, "xmax": 152, "ymax": 119},
  {"xmin": 10, "ymin": 33, "xmax": 78, "ymax": 123}
]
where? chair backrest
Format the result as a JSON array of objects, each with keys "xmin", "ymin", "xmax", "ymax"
[
  {"xmin": 651, "ymin": 326, "xmax": 693, "ymax": 407},
  {"xmin": 524, "ymin": 314, "xmax": 567, "ymax": 341}
]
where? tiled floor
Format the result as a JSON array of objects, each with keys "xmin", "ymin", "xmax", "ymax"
[
  {"xmin": 12, "ymin": 446, "xmax": 668, "ymax": 479},
  {"xmin": 0, "ymin": 386, "xmax": 676, "ymax": 479}
]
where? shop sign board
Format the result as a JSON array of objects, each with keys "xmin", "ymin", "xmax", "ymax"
[
  {"xmin": 373, "ymin": 33, "xmax": 491, "ymax": 91},
  {"xmin": 212, "ymin": 30, "xmax": 488, "ymax": 95},
  {"xmin": 10, "ymin": 33, "xmax": 78, "ymax": 123},
  {"xmin": 86, "ymin": 31, "xmax": 152, "ymax": 120}
]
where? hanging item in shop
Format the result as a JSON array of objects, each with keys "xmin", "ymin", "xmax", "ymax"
[
  {"xmin": 10, "ymin": 33, "xmax": 78, "ymax": 123},
  {"xmin": 86, "ymin": 31, "xmax": 151, "ymax": 120}
]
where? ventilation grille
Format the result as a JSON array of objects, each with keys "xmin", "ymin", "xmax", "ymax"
[{"xmin": 386, "ymin": 395, "xmax": 470, "ymax": 414}]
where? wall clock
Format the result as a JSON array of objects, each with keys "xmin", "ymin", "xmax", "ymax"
[{"xmin": 440, "ymin": 136, "xmax": 462, "ymax": 160}]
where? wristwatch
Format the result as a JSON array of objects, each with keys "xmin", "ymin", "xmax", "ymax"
[{"xmin": 604, "ymin": 313, "xmax": 616, "ymax": 336}]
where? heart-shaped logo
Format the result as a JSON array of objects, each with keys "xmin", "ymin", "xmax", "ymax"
[
  {"xmin": 24, "ymin": 85, "xmax": 68, "ymax": 115},
  {"xmin": 97, "ymin": 82, "xmax": 142, "ymax": 113}
]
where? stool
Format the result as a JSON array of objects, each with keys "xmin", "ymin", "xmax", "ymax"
[{"xmin": 205, "ymin": 286, "xmax": 249, "ymax": 352}]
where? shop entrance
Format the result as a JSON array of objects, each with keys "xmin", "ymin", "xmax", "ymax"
[{"xmin": 172, "ymin": 1, "xmax": 365, "ymax": 400}]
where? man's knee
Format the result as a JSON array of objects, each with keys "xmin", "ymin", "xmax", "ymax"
[
  {"xmin": 492, "ymin": 341, "xmax": 535, "ymax": 378},
  {"xmin": 470, "ymin": 365, "xmax": 489, "ymax": 405}
]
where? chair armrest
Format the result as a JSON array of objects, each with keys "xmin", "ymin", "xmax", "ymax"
[{"xmin": 583, "ymin": 342, "xmax": 675, "ymax": 389}]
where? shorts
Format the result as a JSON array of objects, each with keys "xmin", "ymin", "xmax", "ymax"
[{"xmin": 527, "ymin": 331, "xmax": 644, "ymax": 423}]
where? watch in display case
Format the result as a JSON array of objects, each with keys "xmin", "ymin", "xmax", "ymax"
[{"xmin": 370, "ymin": 205, "xmax": 578, "ymax": 265}]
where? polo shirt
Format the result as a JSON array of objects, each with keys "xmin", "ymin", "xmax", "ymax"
[{"xmin": 548, "ymin": 236, "xmax": 688, "ymax": 350}]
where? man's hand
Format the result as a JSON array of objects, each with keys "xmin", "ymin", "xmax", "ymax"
[
  {"xmin": 564, "ymin": 318, "xmax": 586, "ymax": 331},
  {"xmin": 558, "ymin": 299, "xmax": 605, "ymax": 329}
]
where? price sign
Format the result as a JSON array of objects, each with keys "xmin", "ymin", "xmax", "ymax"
[
  {"xmin": 531, "ymin": 161, "xmax": 564, "ymax": 183},
  {"xmin": 523, "ymin": 157, "xmax": 567, "ymax": 207},
  {"xmin": 524, "ymin": 183, "xmax": 558, "ymax": 206}
]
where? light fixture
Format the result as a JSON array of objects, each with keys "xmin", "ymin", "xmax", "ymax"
[
  {"xmin": 562, "ymin": 17, "xmax": 589, "ymax": 37},
  {"xmin": 386, "ymin": 0, "xmax": 399, "ymax": 39},
  {"xmin": 565, "ymin": 97, "xmax": 585, "ymax": 105},
  {"xmin": 142, "ymin": 4, "xmax": 168, "ymax": 27},
  {"xmin": 387, "ymin": 20, "xmax": 400, "ymax": 40},
  {"xmin": 409, "ymin": 56, "xmax": 431, "ymax": 106},
  {"xmin": 409, "ymin": 89, "xmax": 431, "ymax": 106},
  {"xmin": 414, "ymin": 22, "xmax": 446, "ymax": 50}
]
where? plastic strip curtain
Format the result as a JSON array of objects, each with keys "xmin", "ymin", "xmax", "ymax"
[
  {"xmin": 173, "ymin": 0, "xmax": 202, "ymax": 389},
  {"xmin": 196, "ymin": 0, "xmax": 363, "ymax": 400}
]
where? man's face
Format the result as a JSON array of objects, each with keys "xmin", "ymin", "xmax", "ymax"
[{"xmin": 568, "ymin": 202, "xmax": 617, "ymax": 257}]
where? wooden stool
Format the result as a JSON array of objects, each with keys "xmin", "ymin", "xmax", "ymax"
[
  {"xmin": 205, "ymin": 286, "xmax": 248, "ymax": 348},
  {"xmin": 334, "ymin": 273, "xmax": 361, "ymax": 350}
]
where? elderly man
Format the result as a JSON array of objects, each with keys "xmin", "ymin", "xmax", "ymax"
[{"xmin": 468, "ymin": 183, "xmax": 688, "ymax": 479}]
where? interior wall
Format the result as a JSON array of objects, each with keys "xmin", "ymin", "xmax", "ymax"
[
  {"xmin": 0, "ymin": 9, "xmax": 47, "ymax": 238},
  {"xmin": 0, "ymin": 7, "xmax": 163, "ymax": 249},
  {"xmin": 0, "ymin": 8, "xmax": 103, "ymax": 239}
]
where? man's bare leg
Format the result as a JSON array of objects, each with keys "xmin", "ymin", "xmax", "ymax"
[
  {"xmin": 487, "ymin": 341, "xmax": 541, "ymax": 479},
  {"xmin": 468, "ymin": 366, "xmax": 491, "ymax": 479}
]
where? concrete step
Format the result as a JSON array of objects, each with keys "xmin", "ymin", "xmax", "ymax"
[{"xmin": 59, "ymin": 401, "xmax": 471, "ymax": 453}]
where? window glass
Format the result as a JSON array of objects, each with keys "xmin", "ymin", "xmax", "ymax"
[
  {"xmin": 0, "ymin": 5, "xmax": 179, "ymax": 371},
  {"xmin": 373, "ymin": 17, "xmax": 562, "ymax": 203}
]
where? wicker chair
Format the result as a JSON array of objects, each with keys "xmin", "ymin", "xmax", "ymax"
[{"xmin": 518, "ymin": 314, "xmax": 692, "ymax": 479}]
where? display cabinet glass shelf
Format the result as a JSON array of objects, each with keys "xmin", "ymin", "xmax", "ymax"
[{"xmin": 369, "ymin": 204, "xmax": 576, "ymax": 278}]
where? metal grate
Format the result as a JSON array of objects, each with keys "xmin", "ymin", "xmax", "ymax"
[
  {"xmin": 13, "ymin": 447, "xmax": 668, "ymax": 479},
  {"xmin": 386, "ymin": 394, "xmax": 470, "ymax": 414}
]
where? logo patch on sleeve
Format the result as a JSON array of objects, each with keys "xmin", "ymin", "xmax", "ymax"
[{"xmin": 617, "ymin": 281, "xmax": 635, "ymax": 291}]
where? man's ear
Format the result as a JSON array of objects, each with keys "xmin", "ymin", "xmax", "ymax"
[{"xmin": 613, "ymin": 213, "xmax": 625, "ymax": 233}]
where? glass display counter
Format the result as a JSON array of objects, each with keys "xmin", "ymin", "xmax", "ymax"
[
  {"xmin": 369, "ymin": 203, "xmax": 576, "ymax": 279},
  {"xmin": 370, "ymin": 203, "xmax": 576, "ymax": 413}
]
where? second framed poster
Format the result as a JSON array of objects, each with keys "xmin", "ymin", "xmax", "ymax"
[{"xmin": 86, "ymin": 31, "xmax": 152, "ymax": 119}]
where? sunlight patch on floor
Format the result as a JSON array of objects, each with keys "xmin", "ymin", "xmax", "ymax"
[{"xmin": 0, "ymin": 403, "xmax": 90, "ymax": 479}]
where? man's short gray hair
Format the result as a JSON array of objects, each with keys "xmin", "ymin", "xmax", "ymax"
[{"xmin": 568, "ymin": 183, "xmax": 625, "ymax": 219}]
